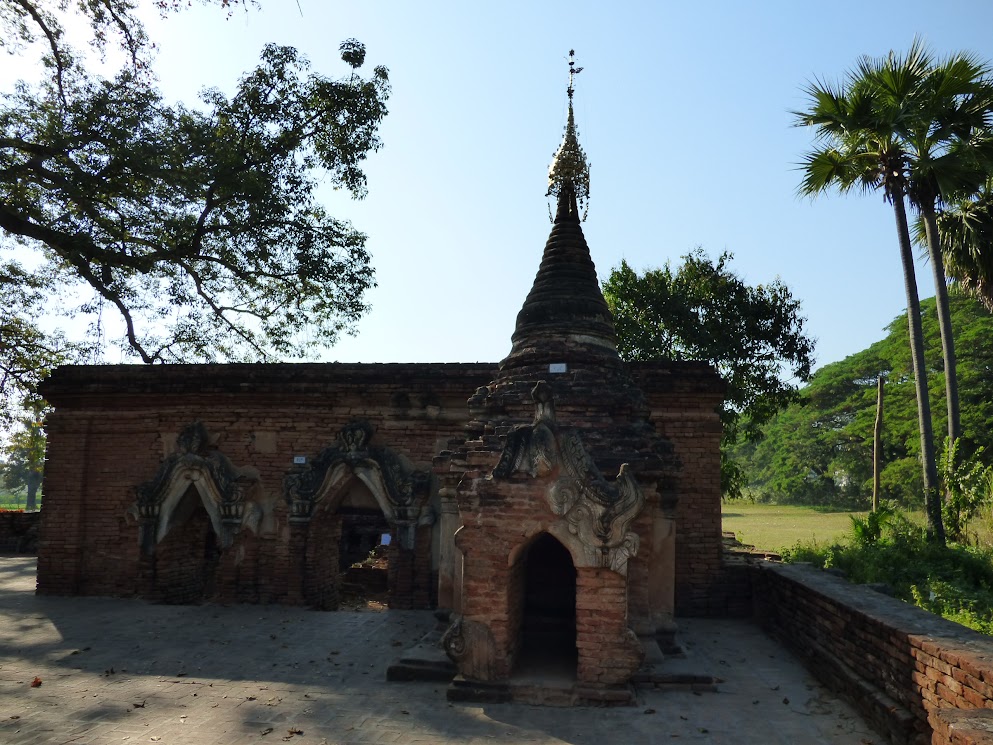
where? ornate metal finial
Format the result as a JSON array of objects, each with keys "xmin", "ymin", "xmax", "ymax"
[
  {"xmin": 567, "ymin": 49, "xmax": 583, "ymax": 100},
  {"xmin": 548, "ymin": 50, "xmax": 590, "ymax": 221}
]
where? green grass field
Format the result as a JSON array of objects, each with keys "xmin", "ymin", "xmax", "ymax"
[
  {"xmin": 0, "ymin": 489, "xmax": 36, "ymax": 511},
  {"xmin": 722, "ymin": 504, "xmax": 866, "ymax": 553},
  {"xmin": 723, "ymin": 502, "xmax": 993, "ymax": 552}
]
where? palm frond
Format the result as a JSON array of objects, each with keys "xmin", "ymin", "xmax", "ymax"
[{"xmin": 936, "ymin": 183, "xmax": 993, "ymax": 310}]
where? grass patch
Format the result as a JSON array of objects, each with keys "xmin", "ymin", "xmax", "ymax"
[
  {"xmin": 721, "ymin": 503, "xmax": 864, "ymax": 552},
  {"xmin": 0, "ymin": 489, "xmax": 37, "ymax": 511}
]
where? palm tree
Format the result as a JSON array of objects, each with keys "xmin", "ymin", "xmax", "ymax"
[
  {"xmin": 795, "ymin": 41, "xmax": 947, "ymax": 542},
  {"xmin": 899, "ymin": 51, "xmax": 993, "ymax": 446},
  {"xmin": 934, "ymin": 178, "xmax": 993, "ymax": 311}
]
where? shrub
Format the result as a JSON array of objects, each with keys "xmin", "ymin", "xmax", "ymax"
[{"xmin": 781, "ymin": 508, "xmax": 993, "ymax": 635}]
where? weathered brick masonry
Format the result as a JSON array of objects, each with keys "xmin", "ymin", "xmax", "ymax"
[
  {"xmin": 37, "ymin": 77, "xmax": 730, "ymax": 702},
  {"xmin": 753, "ymin": 562, "xmax": 993, "ymax": 745},
  {"xmin": 29, "ymin": 57, "xmax": 993, "ymax": 727},
  {"xmin": 38, "ymin": 363, "xmax": 493, "ymax": 608},
  {"xmin": 37, "ymin": 359, "xmax": 725, "ymax": 615},
  {"xmin": 633, "ymin": 363, "xmax": 726, "ymax": 616},
  {"xmin": 0, "ymin": 510, "xmax": 40, "ymax": 553}
]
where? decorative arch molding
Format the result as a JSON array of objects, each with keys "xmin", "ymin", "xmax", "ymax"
[
  {"xmin": 491, "ymin": 381, "xmax": 648, "ymax": 576},
  {"xmin": 130, "ymin": 422, "xmax": 262, "ymax": 554},
  {"xmin": 283, "ymin": 420, "xmax": 433, "ymax": 549}
]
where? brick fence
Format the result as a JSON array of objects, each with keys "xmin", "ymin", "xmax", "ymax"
[
  {"xmin": 752, "ymin": 562, "xmax": 993, "ymax": 745},
  {"xmin": 0, "ymin": 510, "xmax": 40, "ymax": 554}
]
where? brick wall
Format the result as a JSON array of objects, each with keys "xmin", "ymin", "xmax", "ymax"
[
  {"xmin": 631, "ymin": 362, "xmax": 725, "ymax": 615},
  {"xmin": 37, "ymin": 360, "xmax": 725, "ymax": 616},
  {"xmin": 38, "ymin": 363, "xmax": 495, "ymax": 606},
  {"xmin": 753, "ymin": 562, "xmax": 993, "ymax": 745},
  {"xmin": 575, "ymin": 568, "xmax": 641, "ymax": 686},
  {"xmin": 0, "ymin": 511, "xmax": 40, "ymax": 554}
]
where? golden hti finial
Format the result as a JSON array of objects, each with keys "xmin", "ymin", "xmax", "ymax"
[
  {"xmin": 547, "ymin": 50, "xmax": 590, "ymax": 221},
  {"xmin": 567, "ymin": 49, "xmax": 583, "ymax": 100}
]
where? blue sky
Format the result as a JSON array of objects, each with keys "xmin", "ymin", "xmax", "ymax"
[{"xmin": 16, "ymin": 1, "xmax": 993, "ymax": 375}]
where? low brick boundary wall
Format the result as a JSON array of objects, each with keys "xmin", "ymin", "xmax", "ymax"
[
  {"xmin": 0, "ymin": 511, "xmax": 40, "ymax": 554},
  {"xmin": 931, "ymin": 708, "xmax": 993, "ymax": 744},
  {"xmin": 752, "ymin": 562, "xmax": 993, "ymax": 745}
]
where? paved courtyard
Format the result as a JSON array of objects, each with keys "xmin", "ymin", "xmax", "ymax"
[{"xmin": 0, "ymin": 557, "xmax": 881, "ymax": 744}]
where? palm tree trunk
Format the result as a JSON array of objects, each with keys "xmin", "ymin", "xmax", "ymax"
[
  {"xmin": 893, "ymin": 195, "xmax": 946, "ymax": 544},
  {"xmin": 921, "ymin": 206, "xmax": 961, "ymax": 444}
]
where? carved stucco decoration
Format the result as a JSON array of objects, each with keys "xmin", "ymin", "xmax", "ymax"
[
  {"xmin": 492, "ymin": 382, "xmax": 645, "ymax": 575},
  {"xmin": 283, "ymin": 420, "xmax": 432, "ymax": 549},
  {"xmin": 130, "ymin": 422, "xmax": 262, "ymax": 554},
  {"xmin": 441, "ymin": 613, "xmax": 500, "ymax": 681}
]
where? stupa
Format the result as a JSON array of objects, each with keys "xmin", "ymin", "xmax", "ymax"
[{"xmin": 435, "ymin": 53, "xmax": 683, "ymax": 704}]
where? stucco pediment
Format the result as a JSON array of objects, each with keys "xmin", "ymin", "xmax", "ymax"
[
  {"xmin": 130, "ymin": 422, "xmax": 262, "ymax": 553},
  {"xmin": 492, "ymin": 381, "xmax": 646, "ymax": 575},
  {"xmin": 283, "ymin": 420, "xmax": 432, "ymax": 548}
]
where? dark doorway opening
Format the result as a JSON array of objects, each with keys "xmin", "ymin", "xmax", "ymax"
[
  {"xmin": 338, "ymin": 506, "xmax": 391, "ymax": 611},
  {"xmin": 518, "ymin": 533, "xmax": 577, "ymax": 676}
]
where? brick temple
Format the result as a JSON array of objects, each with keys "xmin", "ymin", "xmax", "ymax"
[{"xmin": 36, "ymin": 59, "xmax": 728, "ymax": 703}]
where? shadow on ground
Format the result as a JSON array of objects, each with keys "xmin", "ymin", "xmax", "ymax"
[{"xmin": 0, "ymin": 557, "xmax": 882, "ymax": 745}]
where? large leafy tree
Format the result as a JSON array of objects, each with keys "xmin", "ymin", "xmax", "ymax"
[
  {"xmin": 0, "ymin": 1, "xmax": 390, "ymax": 415},
  {"xmin": 602, "ymin": 250, "xmax": 815, "ymax": 499},
  {"xmin": 793, "ymin": 41, "xmax": 988, "ymax": 543},
  {"xmin": 740, "ymin": 294, "xmax": 993, "ymax": 512},
  {"xmin": 0, "ymin": 261, "xmax": 89, "ymax": 425},
  {"xmin": 0, "ymin": 401, "xmax": 46, "ymax": 510}
]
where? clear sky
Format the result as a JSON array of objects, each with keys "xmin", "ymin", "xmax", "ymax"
[{"xmin": 14, "ymin": 1, "xmax": 993, "ymax": 375}]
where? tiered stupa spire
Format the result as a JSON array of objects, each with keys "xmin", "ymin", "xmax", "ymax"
[{"xmin": 502, "ymin": 51, "xmax": 619, "ymax": 373}]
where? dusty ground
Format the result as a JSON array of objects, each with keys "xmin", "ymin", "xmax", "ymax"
[{"xmin": 0, "ymin": 557, "xmax": 881, "ymax": 744}]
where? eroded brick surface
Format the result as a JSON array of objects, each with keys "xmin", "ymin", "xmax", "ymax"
[{"xmin": 754, "ymin": 563, "xmax": 993, "ymax": 745}]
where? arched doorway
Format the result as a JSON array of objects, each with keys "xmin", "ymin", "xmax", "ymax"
[
  {"xmin": 152, "ymin": 484, "xmax": 222, "ymax": 603},
  {"xmin": 518, "ymin": 532, "xmax": 577, "ymax": 675},
  {"xmin": 337, "ymin": 480, "xmax": 391, "ymax": 610}
]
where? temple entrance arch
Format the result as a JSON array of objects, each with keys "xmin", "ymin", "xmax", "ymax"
[
  {"xmin": 130, "ymin": 422, "xmax": 262, "ymax": 604},
  {"xmin": 512, "ymin": 532, "xmax": 577, "ymax": 677},
  {"xmin": 337, "ymin": 479, "xmax": 392, "ymax": 570},
  {"xmin": 304, "ymin": 475, "xmax": 392, "ymax": 610},
  {"xmin": 153, "ymin": 483, "xmax": 223, "ymax": 603},
  {"xmin": 154, "ymin": 464, "xmax": 226, "ymax": 546},
  {"xmin": 286, "ymin": 421, "xmax": 434, "ymax": 610}
]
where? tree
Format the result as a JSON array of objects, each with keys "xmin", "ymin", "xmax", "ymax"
[
  {"xmin": 0, "ymin": 261, "xmax": 90, "ymax": 426},
  {"xmin": 740, "ymin": 294, "xmax": 993, "ymax": 512},
  {"xmin": 795, "ymin": 42, "xmax": 956, "ymax": 543},
  {"xmin": 933, "ymin": 177, "xmax": 993, "ymax": 310},
  {"xmin": 602, "ymin": 250, "xmax": 815, "ymax": 498},
  {"xmin": 896, "ymin": 47, "xmax": 993, "ymax": 449},
  {"xmin": 0, "ymin": 402, "xmax": 46, "ymax": 510},
  {"xmin": 1, "ymin": 1, "xmax": 390, "ymax": 412}
]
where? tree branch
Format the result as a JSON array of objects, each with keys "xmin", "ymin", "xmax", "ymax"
[{"xmin": 11, "ymin": 0, "xmax": 68, "ymax": 107}]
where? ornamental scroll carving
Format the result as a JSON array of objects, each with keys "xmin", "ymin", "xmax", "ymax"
[
  {"xmin": 282, "ymin": 420, "xmax": 432, "ymax": 549},
  {"xmin": 441, "ymin": 614, "xmax": 499, "ymax": 680},
  {"xmin": 493, "ymin": 382, "xmax": 645, "ymax": 575},
  {"xmin": 130, "ymin": 422, "xmax": 261, "ymax": 554}
]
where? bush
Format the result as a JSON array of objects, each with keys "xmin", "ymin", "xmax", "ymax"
[{"xmin": 781, "ymin": 508, "xmax": 993, "ymax": 635}]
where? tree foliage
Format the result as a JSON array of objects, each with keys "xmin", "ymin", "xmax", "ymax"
[
  {"xmin": 602, "ymin": 250, "xmax": 815, "ymax": 498},
  {"xmin": 791, "ymin": 39, "xmax": 993, "ymax": 543},
  {"xmin": 739, "ymin": 294, "xmax": 993, "ymax": 509},
  {"xmin": 0, "ymin": 0, "xmax": 390, "ymax": 414},
  {"xmin": 932, "ymin": 178, "xmax": 993, "ymax": 310},
  {"xmin": 0, "ymin": 260, "xmax": 90, "ymax": 423},
  {"xmin": 0, "ymin": 401, "xmax": 45, "ymax": 510}
]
